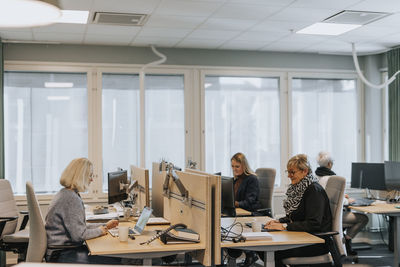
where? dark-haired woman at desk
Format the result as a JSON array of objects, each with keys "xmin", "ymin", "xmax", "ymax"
[
  {"xmin": 229, "ymin": 152, "xmax": 261, "ymax": 266},
  {"xmin": 45, "ymin": 158, "xmax": 121, "ymax": 264},
  {"xmin": 263, "ymin": 154, "xmax": 332, "ymax": 267}
]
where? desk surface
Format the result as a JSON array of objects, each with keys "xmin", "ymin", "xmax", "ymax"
[
  {"xmin": 236, "ymin": 208, "xmax": 252, "ymax": 216},
  {"xmin": 86, "ymin": 223, "xmax": 205, "ymax": 257},
  {"xmin": 220, "ymin": 216, "xmax": 324, "ymax": 249},
  {"xmin": 349, "ymin": 203, "xmax": 400, "ymax": 214}
]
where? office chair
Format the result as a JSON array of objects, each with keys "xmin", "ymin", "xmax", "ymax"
[
  {"xmin": 0, "ymin": 179, "xmax": 29, "ymax": 263},
  {"xmin": 254, "ymin": 168, "xmax": 276, "ymax": 217},
  {"xmin": 282, "ymin": 175, "xmax": 346, "ymax": 267}
]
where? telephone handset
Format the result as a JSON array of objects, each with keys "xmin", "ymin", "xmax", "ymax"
[{"xmin": 140, "ymin": 223, "xmax": 187, "ymax": 245}]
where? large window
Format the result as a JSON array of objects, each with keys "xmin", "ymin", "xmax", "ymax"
[
  {"xmin": 204, "ymin": 75, "xmax": 281, "ymax": 184},
  {"xmin": 291, "ymin": 77, "xmax": 358, "ymax": 182},
  {"xmin": 4, "ymin": 72, "xmax": 88, "ymax": 194}
]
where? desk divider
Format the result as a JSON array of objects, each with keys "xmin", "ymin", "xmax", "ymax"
[
  {"xmin": 130, "ymin": 165, "xmax": 150, "ymax": 210},
  {"xmin": 186, "ymin": 169, "xmax": 221, "ymax": 265},
  {"xmin": 151, "ymin": 162, "xmax": 166, "ymax": 217},
  {"xmin": 163, "ymin": 170, "xmax": 212, "ymax": 266}
]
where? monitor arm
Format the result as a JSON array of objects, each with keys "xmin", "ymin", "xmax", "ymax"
[{"xmin": 163, "ymin": 162, "xmax": 190, "ymax": 205}]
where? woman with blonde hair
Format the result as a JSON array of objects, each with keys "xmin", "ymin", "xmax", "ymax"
[
  {"xmin": 263, "ymin": 154, "xmax": 332, "ymax": 267},
  {"xmin": 45, "ymin": 158, "xmax": 120, "ymax": 264}
]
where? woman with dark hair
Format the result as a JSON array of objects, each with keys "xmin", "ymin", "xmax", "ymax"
[{"xmin": 263, "ymin": 154, "xmax": 332, "ymax": 267}]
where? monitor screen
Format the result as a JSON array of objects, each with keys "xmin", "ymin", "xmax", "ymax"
[
  {"xmin": 384, "ymin": 161, "xmax": 400, "ymax": 191},
  {"xmin": 221, "ymin": 176, "xmax": 236, "ymax": 217},
  {"xmin": 108, "ymin": 170, "xmax": 128, "ymax": 204},
  {"xmin": 351, "ymin": 162, "xmax": 386, "ymax": 190}
]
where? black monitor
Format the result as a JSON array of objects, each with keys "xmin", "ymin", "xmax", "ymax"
[
  {"xmin": 221, "ymin": 176, "xmax": 236, "ymax": 217},
  {"xmin": 351, "ymin": 162, "xmax": 386, "ymax": 190},
  {"xmin": 108, "ymin": 170, "xmax": 128, "ymax": 204},
  {"xmin": 384, "ymin": 161, "xmax": 400, "ymax": 191}
]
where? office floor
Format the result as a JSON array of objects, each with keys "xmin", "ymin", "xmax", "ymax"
[{"xmin": 6, "ymin": 243, "xmax": 395, "ymax": 266}]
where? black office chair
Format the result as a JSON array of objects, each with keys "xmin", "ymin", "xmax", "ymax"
[
  {"xmin": 0, "ymin": 179, "xmax": 29, "ymax": 263},
  {"xmin": 254, "ymin": 168, "xmax": 276, "ymax": 217}
]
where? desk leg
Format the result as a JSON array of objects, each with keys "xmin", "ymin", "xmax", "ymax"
[
  {"xmin": 264, "ymin": 251, "xmax": 274, "ymax": 267},
  {"xmin": 394, "ymin": 216, "xmax": 400, "ymax": 267}
]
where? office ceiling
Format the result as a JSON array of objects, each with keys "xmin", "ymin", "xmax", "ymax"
[{"xmin": 1, "ymin": 0, "xmax": 400, "ymax": 55}]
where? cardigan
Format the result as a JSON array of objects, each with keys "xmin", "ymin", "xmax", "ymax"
[
  {"xmin": 234, "ymin": 173, "xmax": 262, "ymax": 212},
  {"xmin": 279, "ymin": 182, "xmax": 332, "ymax": 233}
]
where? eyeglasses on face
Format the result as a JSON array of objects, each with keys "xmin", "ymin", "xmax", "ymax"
[{"xmin": 285, "ymin": 169, "xmax": 298, "ymax": 176}]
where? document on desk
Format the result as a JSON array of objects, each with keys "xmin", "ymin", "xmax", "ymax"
[
  {"xmin": 86, "ymin": 211, "xmax": 122, "ymax": 221},
  {"xmin": 147, "ymin": 217, "xmax": 170, "ymax": 225}
]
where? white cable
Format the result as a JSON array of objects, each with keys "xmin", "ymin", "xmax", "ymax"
[{"xmin": 352, "ymin": 43, "xmax": 400, "ymax": 89}]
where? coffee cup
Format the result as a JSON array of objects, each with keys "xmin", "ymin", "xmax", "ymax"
[
  {"xmin": 119, "ymin": 226, "xmax": 129, "ymax": 242},
  {"xmin": 252, "ymin": 221, "xmax": 262, "ymax": 232}
]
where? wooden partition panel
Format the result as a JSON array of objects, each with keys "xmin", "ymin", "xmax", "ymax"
[
  {"xmin": 151, "ymin": 162, "xmax": 165, "ymax": 217},
  {"xmin": 186, "ymin": 169, "xmax": 221, "ymax": 265},
  {"xmin": 164, "ymin": 171, "xmax": 212, "ymax": 266},
  {"xmin": 130, "ymin": 165, "xmax": 150, "ymax": 210}
]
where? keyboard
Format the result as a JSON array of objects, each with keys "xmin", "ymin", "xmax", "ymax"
[{"xmin": 350, "ymin": 198, "xmax": 375, "ymax": 207}]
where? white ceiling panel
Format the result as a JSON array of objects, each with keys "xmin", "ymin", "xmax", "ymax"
[
  {"xmin": 367, "ymin": 13, "xmax": 400, "ymax": 28},
  {"xmin": 0, "ymin": 30, "xmax": 33, "ymax": 40},
  {"xmin": 86, "ymin": 24, "xmax": 141, "ymax": 36},
  {"xmin": 146, "ymin": 15, "xmax": 205, "ymax": 29},
  {"xmin": 250, "ymin": 20, "xmax": 310, "ymax": 33},
  {"xmin": 137, "ymin": 27, "xmax": 192, "ymax": 38},
  {"xmin": 261, "ymin": 41, "xmax": 311, "ymax": 52},
  {"xmin": 227, "ymin": 0, "xmax": 295, "ymax": 6},
  {"xmin": 348, "ymin": 0, "xmax": 400, "ymax": 13},
  {"xmin": 269, "ymin": 7, "xmax": 340, "ymax": 22},
  {"xmin": 34, "ymin": 32, "xmax": 84, "ymax": 43},
  {"xmin": 84, "ymin": 34, "xmax": 132, "ymax": 45},
  {"xmin": 155, "ymin": 0, "xmax": 223, "ymax": 17},
  {"xmin": 32, "ymin": 24, "xmax": 87, "ymax": 34},
  {"xmin": 211, "ymin": 3, "xmax": 282, "ymax": 20},
  {"xmin": 278, "ymin": 33, "xmax": 332, "ymax": 44},
  {"xmin": 91, "ymin": 0, "xmax": 161, "ymax": 14},
  {"xmin": 233, "ymin": 31, "xmax": 288, "ymax": 42},
  {"xmin": 185, "ymin": 29, "xmax": 240, "ymax": 40},
  {"xmin": 199, "ymin": 18, "xmax": 258, "ymax": 31},
  {"xmin": 347, "ymin": 25, "xmax": 399, "ymax": 38},
  {"xmin": 290, "ymin": 0, "xmax": 361, "ymax": 9},
  {"xmin": 220, "ymin": 40, "xmax": 267, "ymax": 50},
  {"xmin": 59, "ymin": 0, "xmax": 94, "ymax": 10},
  {"xmin": 176, "ymin": 38, "xmax": 226, "ymax": 49}
]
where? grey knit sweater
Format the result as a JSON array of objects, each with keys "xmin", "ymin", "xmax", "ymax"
[{"xmin": 45, "ymin": 188, "xmax": 103, "ymax": 248}]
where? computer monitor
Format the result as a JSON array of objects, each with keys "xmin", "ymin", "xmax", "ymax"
[
  {"xmin": 384, "ymin": 161, "xmax": 400, "ymax": 191},
  {"xmin": 108, "ymin": 170, "xmax": 128, "ymax": 204},
  {"xmin": 221, "ymin": 176, "xmax": 236, "ymax": 217},
  {"xmin": 351, "ymin": 162, "xmax": 386, "ymax": 190}
]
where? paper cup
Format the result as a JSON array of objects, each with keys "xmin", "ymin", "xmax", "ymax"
[
  {"xmin": 252, "ymin": 221, "xmax": 262, "ymax": 232},
  {"xmin": 119, "ymin": 226, "xmax": 129, "ymax": 242}
]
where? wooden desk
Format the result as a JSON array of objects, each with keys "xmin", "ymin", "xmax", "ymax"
[
  {"xmin": 221, "ymin": 217, "xmax": 324, "ymax": 267},
  {"xmin": 349, "ymin": 203, "xmax": 400, "ymax": 267},
  {"xmin": 236, "ymin": 208, "xmax": 252, "ymax": 216},
  {"xmin": 86, "ymin": 222, "xmax": 205, "ymax": 259}
]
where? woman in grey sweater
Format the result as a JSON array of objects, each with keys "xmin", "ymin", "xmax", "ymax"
[{"xmin": 45, "ymin": 158, "xmax": 120, "ymax": 264}]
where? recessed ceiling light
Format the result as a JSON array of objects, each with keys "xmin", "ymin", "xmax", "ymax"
[
  {"xmin": 296, "ymin": 22, "xmax": 361, "ymax": 36},
  {"xmin": 44, "ymin": 82, "xmax": 74, "ymax": 88},
  {"xmin": 0, "ymin": 0, "xmax": 61, "ymax": 28},
  {"xmin": 55, "ymin": 10, "xmax": 89, "ymax": 24}
]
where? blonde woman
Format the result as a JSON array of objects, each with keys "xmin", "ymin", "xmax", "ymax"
[{"xmin": 45, "ymin": 158, "xmax": 120, "ymax": 264}]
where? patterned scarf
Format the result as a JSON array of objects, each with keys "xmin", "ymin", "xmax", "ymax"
[{"xmin": 283, "ymin": 173, "xmax": 319, "ymax": 216}]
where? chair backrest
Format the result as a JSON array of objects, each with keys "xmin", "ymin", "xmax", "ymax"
[
  {"xmin": 255, "ymin": 168, "xmax": 276, "ymax": 210},
  {"xmin": 26, "ymin": 182, "xmax": 47, "ymax": 262},
  {"xmin": 0, "ymin": 179, "xmax": 19, "ymax": 237},
  {"xmin": 325, "ymin": 175, "xmax": 346, "ymax": 257}
]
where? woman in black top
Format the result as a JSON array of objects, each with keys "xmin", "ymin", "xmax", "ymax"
[
  {"xmin": 264, "ymin": 154, "xmax": 332, "ymax": 267},
  {"xmin": 231, "ymin": 152, "xmax": 261, "ymax": 212}
]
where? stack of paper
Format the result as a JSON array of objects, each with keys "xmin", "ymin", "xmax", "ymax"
[{"xmin": 241, "ymin": 232, "xmax": 272, "ymax": 241}]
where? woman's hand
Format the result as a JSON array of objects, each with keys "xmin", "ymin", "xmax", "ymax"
[
  {"xmin": 265, "ymin": 221, "xmax": 286, "ymax": 231},
  {"xmin": 99, "ymin": 226, "xmax": 108, "ymax": 235},
  {"xmin": 264, "ymin": 219, "xmax": 279, "ymax": 227},
  {"xmin": 106, "ymin": 219, "xmax": 119, "ymax": 229}
]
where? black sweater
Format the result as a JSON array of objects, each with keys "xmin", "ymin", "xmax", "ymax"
[
  {"xmin": 279, "ymin": 182, "xmax": 332, "ymax": 233},
  {"xmin": 234, "ymin": 173, "xmax": 262, "ymax": 212}
]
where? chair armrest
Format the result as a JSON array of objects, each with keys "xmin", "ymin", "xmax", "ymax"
[
  {"xmin": 0, "ymin": 216, "xmax": 19, "ymax": 237},
  {"xmin": 313, "ymin": 231, "xmax": 339, "ymax": 238},
  {"xmin": 19, "ymin": 213, "xmax": 29, "ymax": 231},
  {"xmin": 48, "ymin": 244, "xmax": 82, "ymax": 250},
  {"xmin": 19, "ymin": 211, "xmax": 28, "ymax": 215},
  {"xmin": 252, "ymin": 208, "xmax": 272, "ymax": 217}
]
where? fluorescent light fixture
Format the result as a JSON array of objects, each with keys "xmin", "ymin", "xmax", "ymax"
[
  {"xmin": 55, "ymin": 10, "xmax": 89, "ymax": 24},
  {"xmin": 297, "ymin": 22, "xmax": 361, "ymax": 36},
  {"xmin": 0, "ymin": 0, "xmax": 61, "ymax": 28},
  {"xmin": 44, "ymin": 82, "xmax": 74, "ymax": 88},
  {"xmin": 47, "ymin": 96, "xmax": 71, "ymax": 101}
]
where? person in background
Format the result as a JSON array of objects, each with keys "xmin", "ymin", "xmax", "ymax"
[
  {"xmin": 45, "ymin": 158, "xmax": 121, "ymax": 264},
  {"xmin": 228, "ymin": 152, "xmax": 261, "ymax": 267},
  {"xmin": 264, "ymin": 154, "xmax": 332, "ymax": 267},
  {"xmin": 315, "ymin": 151, "xmax": 368, "ymax": 256}
]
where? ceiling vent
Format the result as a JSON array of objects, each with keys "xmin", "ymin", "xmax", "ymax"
[
  {"xmin": 324, "ymin": 10, "xmax": 391, "ymax": 25},
  {"xmin": 93, "ymin": 12, "xmax": 148, "ymax": 26}
]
